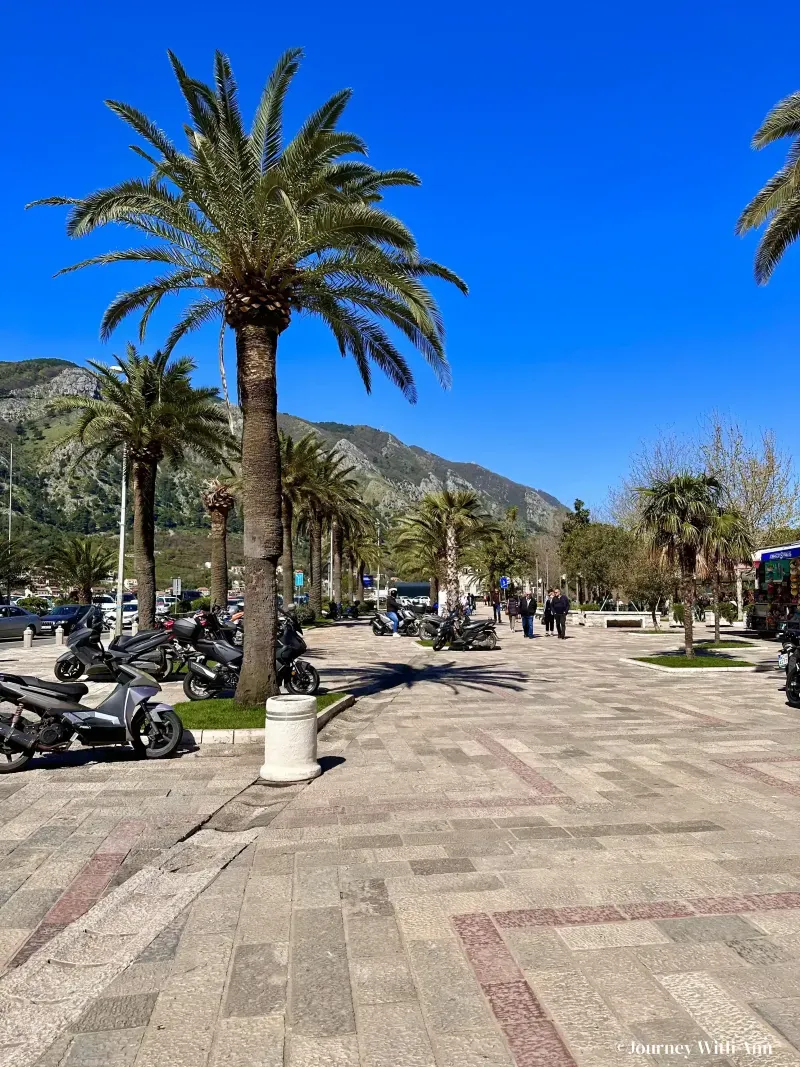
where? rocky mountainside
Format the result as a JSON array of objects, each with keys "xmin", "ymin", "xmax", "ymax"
[{"xmin": 0, "ymin": 359, "xmax": 565, "ymax": 534}]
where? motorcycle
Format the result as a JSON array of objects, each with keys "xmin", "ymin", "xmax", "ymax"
[
  {"xmin": 179, "ymin": 612, "xmax": 319, "ymax": 700},
  {"xmin": 0, "ymin": 663, "xmax": 183, "ymax": 774},
  {"xmin": 432, "ymin": 612, "xmax": 497, "ymax": 651},
  {"xmin": 371, "ymin": 608, "xmax": 419, "ymax": 637},
  {"xmin": 54, "ymin": 613, "xmax": 174, "ymax": 683},
  {"xmin": 779, "ymin": 628, "xmax": 800, "ymax": 707}
]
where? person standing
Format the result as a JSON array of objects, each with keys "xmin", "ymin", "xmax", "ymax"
[
  {"xmin": 490, "ymin": 588, "xmax": 502, "ymax": 624},
  {"xmin": 519, "ymin": 592, "xmax": 537, "ymax": 638},
  {"xmin": 507, "ymin": 593, "xmax": 520, "ymax": 632},
  {"xmin": 542, "ymin": 590, "xmax": 555, "ymax": 636},
  {"xmin": 551, "ymin": 588, "xmax": 570, "ymax": 639}
]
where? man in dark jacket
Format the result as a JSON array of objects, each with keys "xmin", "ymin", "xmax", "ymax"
[
  {"xmin": 519, "ymin": 593, "xmax": 537, "ymax": 638},
  {"xmin": 551, "ymin": 589, "xmax": 570, "ymax": 639}
]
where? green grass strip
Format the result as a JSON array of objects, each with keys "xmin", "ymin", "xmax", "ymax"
[
  {"xmin": 175, "ymin": 692, "xmax": 345, "ymax": 729},
  {"xmin": 635, "ymin": 656, "xmax": 753, "ymax": 668}
]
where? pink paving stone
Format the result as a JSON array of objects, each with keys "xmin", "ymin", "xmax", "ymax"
[
  {"xmin": 44, "ymin": 853, "xmax": 126, "ymax": 925},
  {"xmin": 688, "ymin": 896, "xmax": 757, "ymax": 915},
  {"xmin": 551, "ymin": 905, "xmax": 626, "ymax": 926},
  {"xmin": 493, "ymin": 909, "xmax": 559, "ymax": 929},
  {"xmin": 503, "ymin": 1020, "xmax": 578, "ymax": 1067},
  {"xmin": 8, "ymin": 923, "xmax": 66, "ymax": 968},
  {"xmin": 745, "ymin": 892, "xmax": 800, "ymax": 910},
  {"xmin": 453, "ymin": 914, "xmax": 506, "ymax": 944},
  {"xmin": 96, "ymin": 819, "xmax": 147, "ymax": 855},
  {"xmin": 620, "ymin": 901, "xmax": 697, "ymax": 920},
  {"xmin": 470, "ymin": 731, "xmax": 569, "ymax": 798},
  {"xmin": 483, "ymin": 981, "xmax": 548, "ymax": 1024},
  {"xmin": 453, "ymin": 914, "xmax": 523, "ymax": 984}
]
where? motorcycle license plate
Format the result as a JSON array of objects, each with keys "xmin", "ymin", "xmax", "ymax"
[{"xmin": 778, "ymin": 652, "xmax": 789, "ymax": 669}]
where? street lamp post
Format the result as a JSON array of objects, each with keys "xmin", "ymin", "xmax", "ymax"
[{"xmin": 115, "ymin": 447, "xmax": 127, "ymax": 637}]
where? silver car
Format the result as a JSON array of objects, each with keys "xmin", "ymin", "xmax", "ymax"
[{"xmin": 0, "ymin": 605, "xmax": 42, "ymax": 639}]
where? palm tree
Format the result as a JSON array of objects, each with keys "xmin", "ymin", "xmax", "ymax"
[
  {"xmin": 635, "ymin": 474, "xmax": 721, "ymax": 657},
  {"xmin": 704, "ymin": 508, "xmax": 754, "ymax": 643},
  {"xmin": 299, "ymin": 448, "xmax": 360, "ymax": 614},
  {"xmin": 201, "ymin": 480, "xmax": 237, "ymax": 609},
  {"xmin": 45, "ymin": 536, "xmax": 115, "ymax": 604},
  {"xmin": 32, "ymin": 49, "xmax": 467, "ymax": 703},
  {"xmin": 279, "ymin": 431, "xmax": 321, "ymax": 605},
  {"xmin": 737, "ymin": 91, "xmax": 800, "ymax": 282},
  {"xmin": 53, "ymin": 346, "xmax": 232, "ymax": 628}
]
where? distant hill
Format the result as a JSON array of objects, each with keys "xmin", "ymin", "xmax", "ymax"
[{"xmin": 0, "ymin": 358, "xmax": 566, "ymax": 537}]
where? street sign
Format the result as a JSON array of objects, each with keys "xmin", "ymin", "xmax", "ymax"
[
  {"xmin": 499, "ymin": 576, "xmax": 509, "ymax": 589},
  {"xmin": 172, "ymin": 577, "xmax": 182, "ymax": 597},
  {"xmin": 362, "ymin": 575, "xmax": 374, "ymax": 587},
  {"xmin": 294, "ymin": 570, "xmax": 304, "ymax": 588}
]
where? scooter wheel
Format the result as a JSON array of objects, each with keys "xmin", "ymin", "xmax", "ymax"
[
  {"xmin": 129, "ymin": 708, "xmax": 184, "ymax": 759},
  {"xmin": 432, "ymin": 634, "xmax": 447, "ymax": 651},
  {"xmin": 404, "ymin": 621, "xmax": 419, "ymax": 637},
  {"xmin": 287, "ymin": 663, "xmax": 320, "ymax": 695},
  {"xmin": 54, "ymin": 657, "xmax": 83, "ymax": 682},
  {"xmin": 182, "ymin": 673, "xmax": 215, "ymax": 701},
  {"xmin": 371, "ymin": 621, "xmax": 384, "ymax": 636}
]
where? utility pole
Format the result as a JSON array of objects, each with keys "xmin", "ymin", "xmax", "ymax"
[
  {"xmin": 329, "ymin": 525, "xmax": 334, "ymax": 606},
  {"xmin": 115, "ymin": 447, "xmax": 127, "ymax": 637},
  {"xmin": 375, "ymin": 519, "xmax": 381, "ymax": 611},
  {"xmin": 7, "ymin": 442, "xmax": 12, "ymax": 543}
]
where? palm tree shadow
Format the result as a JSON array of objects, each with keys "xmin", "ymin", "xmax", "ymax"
[{"xmin": 322, "ymin": 659, "xmax": 527, "ymax": 698}]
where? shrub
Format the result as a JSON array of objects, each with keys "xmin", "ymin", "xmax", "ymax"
[
  {"xmin": 672, "ymin": 603, "xmax": 684, "ymax": 624},
  {"xmin": 577, "ymin": 603, "xmax": 600, "ymax": 611},
  {"xmin": 190, "ymin": 597, "xmax": 212, "ymax": 611},
  {"xmin": 17, "ymin": 596, "xmax": 50, "ymax": 616},
  {"xmin": 717, "ymin": 601, "xmax": 738, "ymax": 624},
  {"xmin": 295, "ymin": 605, "xmax": 316, "ymax": 625}
]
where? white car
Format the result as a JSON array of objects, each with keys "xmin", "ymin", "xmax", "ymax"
[
  {"xmin": 156, "ymin": 596, "xmax": 178, "ymax": 616},
  {"xmin": 122, "ymin": 602, "xmax": 139, "ymax": 627}
]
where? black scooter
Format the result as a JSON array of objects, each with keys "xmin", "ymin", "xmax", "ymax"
[
  {"xmin": 432, "ymin": 612, "xmax": 497, "ymax": 651},
  {"xmin": 0, "ymin": 663, "xmax": 183, "ymax": 774},
  {"xmin": 55, "ymin": 614, "xmax": 172, "ymax": 683},
  {"xmin": 178, "ymin": 613, "xmax": 320, "ymax": 700}
]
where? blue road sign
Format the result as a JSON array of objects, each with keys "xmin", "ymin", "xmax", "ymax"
[
  {"xmin": 499, "ymin": 576, "xmax": 509, "ymax": 589},
  {"xmin": 294, "ymin": 571, "xmax": 304, "ymax": 588}
]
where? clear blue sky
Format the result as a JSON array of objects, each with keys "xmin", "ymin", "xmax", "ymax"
[{"xmin": 4, "ymin": 0, "xmax": 800, "ymax": 511}]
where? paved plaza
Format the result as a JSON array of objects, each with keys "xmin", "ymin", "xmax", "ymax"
[{"xmin": 1, "ymin": 618, "xmax": 800, "ymax": 1066}]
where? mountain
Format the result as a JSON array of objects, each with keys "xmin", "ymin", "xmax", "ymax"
[{"xmin": 0, "ymin": 359, "xmax": 566, "ymax": 536}]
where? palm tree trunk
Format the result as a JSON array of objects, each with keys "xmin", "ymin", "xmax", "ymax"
[
  {"xmin": 281, "ymin": 496, "xmax": 294, "ymax": 606},
  {"xmin": 209, "ymin": 507, "xmax": 229, "ymax": 611},
  {"xmin": 79, "ymin": 580, "xmax": 92, "ymax": 606},
  {"xmin": 309, "ymin": 511, "xmax": 323, "ymax": 615},
  {"xmin": 714, "ymin": 570, "xmax": 721, "ymax": 644},
  {"xmin": 445, "ymin": 524, "xmax": 459, "ymax": 611},
  {"xmin": 682, "ymin": 574, "xmax": 694, "ymax": 658},
  {"xmin": 431, "ymin": 574, "xmax": 439, "ymax": 607},
  {"xmin": 332, "ymin": 519, "xmax": 342, "ymax": 604},
  {"xmin": 356, "ymin": 561, "xmax": 364, "ymax": 604},
  {"xmin": 235, "ymin": 323, "xmax": 282, "ymax": 703},
  {"xmin": 132, "ymin": 458, "xmax": 157, "ymax": 630}
]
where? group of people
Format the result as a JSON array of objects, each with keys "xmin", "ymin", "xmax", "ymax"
[{"xmin": 487, "ymin": 588, "xmax": 570, "ymax": 639}]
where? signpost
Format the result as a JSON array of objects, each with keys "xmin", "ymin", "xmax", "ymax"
[
  {"xmin": 294, "ymin": 570, "xmax": 304, "ymax": 588},
  {"xmin": 172, "ymin": 577, "xmax": 182, "ymax": 598},
  {"xmin": 499, "ymin": 576, "xmax": 509, "ymax": 589}
]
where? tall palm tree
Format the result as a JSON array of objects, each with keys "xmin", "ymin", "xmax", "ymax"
[
  {"xmin": 279, "ymin": 431, "xmax": 320, "ymax": 605},
  {"xmin": 32, "ymin": 49, "xmax": 466, "ymax": 703},
  {"xmin": 45, "ymin": 536, "xmax": 116, "ymax": 604},
  {"xmin": 737, "ymin": 90, "xmax": 800, "ymax": 282},
  {"xmin": 201, "ymin": 479, "xmax": 237, "ymax": 609},
  {"xmin": 299, "ymin": 448, "xmax": 360, "ymax": 614},
  {"xmin": 635, "ymin": 474, "xmax": 722, "ymax": 657},
  {"xmin": 53, "ymin": 346, "xmax": 232, "ymax": 628},
  {"xmin": 704, "ymin": 508, "xmax": 754, "ymax": 643}
]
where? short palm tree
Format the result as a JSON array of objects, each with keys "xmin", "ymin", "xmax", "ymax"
[
  {"xmin": 53, "ymin": 346, "xmax": 233, "ymax": 628},
  {"xmin": 704, "ymin": 508, "xmax": 754, "ymax": 643},
  {"xmin": 45, "ymin": 536, "xmax": 115, "ymax": 604},
  {"xmin": 737, "ymin": 90, "xmax": 800, "ymax": 281},
  {"xmin": 279, "ymin": 431, "xmax": 321, "ymax": 605},
  {"xmin": 201, "ymin": 479, "xmax": 237, "ymax": 610},
  {"xmin": 635, "ymin": 474, "xmax": 722, "ymax": 656},
  {"xmin": 32, "ymin": 49, "xmax": 466, "ymax": 703}
]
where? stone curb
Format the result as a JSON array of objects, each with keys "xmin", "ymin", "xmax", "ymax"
[
  {"xmin": 619, "ymin": 656, "xmax": 760, "ymax": 674},
  {"xmin": 182, "ymin": 692, "xmax": 355, "ymax": 747}
]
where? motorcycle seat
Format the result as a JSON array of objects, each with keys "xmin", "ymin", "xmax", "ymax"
[
  {"xmin": 17, "ymin": 676, "xmax": 89, "ymax": 699},
  {"xmin": 0, "ymin": 685, "xmax": 86, "ymax": 716}
]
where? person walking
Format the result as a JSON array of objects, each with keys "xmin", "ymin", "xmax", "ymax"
[
  {"xmin": 490, "ymin": 588, "xmax": 502, "ymax": 624},
  {"xmin": 551, "ymin": 588, "xmax": 570, "ymax": 639},
  {"xmin": 507, "ymin": 593, "xmax": 520, "ymax": 632},
  {"xmin": 542, "ymin": 590, "xmax": 555, "ymax": 636},
  {"xmin": 386, "ymin": 588, "xmax": 401, "ymax": 637},
  {"xmin": 519, "ymin": 592, "xmax": 537, "ymax": 638}
]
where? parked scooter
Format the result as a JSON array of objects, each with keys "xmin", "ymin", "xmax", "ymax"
[
  {"xmin": 0, "ymin": 663, "xmax": 183, "ymax": 773},
  {"xmin": 179, "ymin": 612, "xmax": 319, "ymax": 700},
  {"xmin": 779, "ymin": 627, "xmax": 800, "ymax": 707},
  {"xmin": 432, "ymin": 612, "xmax": 497, "ymax": 651},
  {"xmin": 371, "ymin": 608, "xmax": 419, "ymax": 637},
  {"xmin": 54, "ymin": 612, "xmax": 173, "ymax": 683}
]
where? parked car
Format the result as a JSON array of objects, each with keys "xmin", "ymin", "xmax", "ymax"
[
  {"xmin": 39, "ymin": 604, "xmax": 95, "ymax": 636},
  {"xmin": 0, "ymin": 605, "xmax": 42, "ymax": 639},
  {"xmin": 122, "ymin": 602, "xmax": 139, "ymax": 627},
  {"xmin": 156, "ymin": 596, "xmax": 178, "ymax": 616}
]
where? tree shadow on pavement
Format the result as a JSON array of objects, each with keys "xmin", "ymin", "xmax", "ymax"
[{"xmin": 322, "ymin": 659, "xmax": 527, "ymax": 698}]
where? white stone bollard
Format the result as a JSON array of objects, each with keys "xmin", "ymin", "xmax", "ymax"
[
  {"xmin": 260, "ymin": 695, "xmax": 321, "ymax": 784},
  {"xmin": 131, "ymin": 620, "xmax": 139, "ymax": 635},
  {"xmin": 23, "ymin": 626, "xmax": 33, "ymax": 649},
  {"xmin": 55, "ymin": 625, "xmax": 64, "ymax": 647}
]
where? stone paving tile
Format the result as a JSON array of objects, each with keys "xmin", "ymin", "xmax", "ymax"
[
  {"xmin": 289, "ymin": 906, "xmax": 354, "ymax": 1037},
  {"xmin": 357, "ymin": 1002, "xmax": 436, "ymax": 1067}
]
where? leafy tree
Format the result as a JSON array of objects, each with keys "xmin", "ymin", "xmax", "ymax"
[
  {"xmin": 467, "ymin": 507, "xmax": 529, "ymax": 592},
  {"xmin": 560, "ymin": 522, "xmax": 634, "ymax": 604},
  {"xmin": 52, "ymin": 346, "xmax": 233, "ymax": 627},
  {"xmin": 43, "ymin": 536, "xmax": 115, "ymax": 604},
  {"xmin": 0, "ymin": 540, "xmax": 35, "ymax": 600},
  {"xmin": 279, "ymin": 432, "xmax": 322, "ymax": 604},
  {"xmin": 635, "ymin": 474, "xmax": 721, "ymax": 656},
  {"xmin": 623, "ymin": 551, "xmax": 674, "ymax": 629},
  {"xmin": 201, "ymin": 480, "xmax": 237, "ymax": 609},
  {"xmin": 33, "ymin": 49, "xmax": 466, "ymax": 702},
  {"xmin": 703, "ymin": 507, "xmax": 754, "ymax": 643}
]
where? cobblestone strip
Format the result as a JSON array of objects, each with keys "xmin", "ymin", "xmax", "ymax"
[
  {"xmin": 453, "ymin": 914, "xmax": 577, "ymax": 1067},
  {"xmin": 468, "ymin": 731, "xmax": 571, "ymax": 800},
  {"xmin": 714, "ymin": 755, "xmax": 800, "ymax": 797}
]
